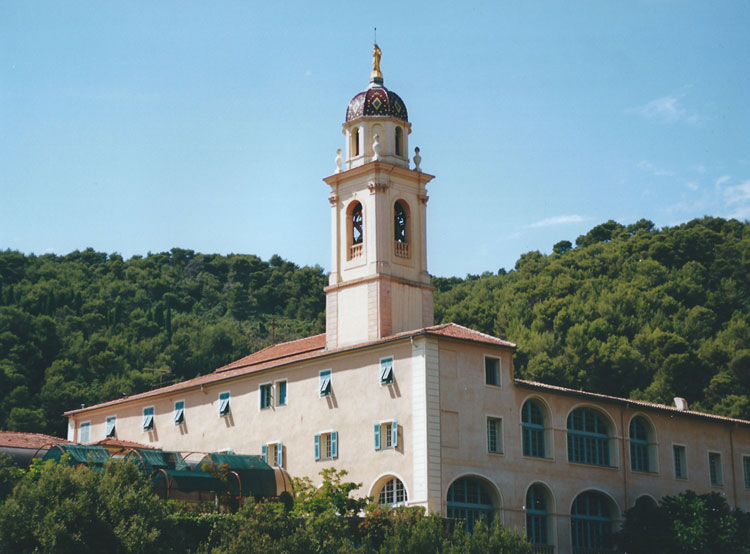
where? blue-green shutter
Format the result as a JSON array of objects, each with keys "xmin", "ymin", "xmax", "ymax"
[
  {"xmin": 314, "ymin": 434, "xmax": 321, "ymax": 460},
  {"xmin": 276, "ymin": 442, "xmax": 283, "ymax": 466},
  {"xmin": 374, "ymin": 424, "xmax": 381, "ymax": 450},
  {"xmin": 261, "ymin": 444, "xmax": 268, "ymax": 464},
  {"xmin": 391, "ymin": 420, "xmax": 398, "ymax": 448},
  {"xmin": 331, "ymin": 431, "xmax": 338, "ymax": 458}
]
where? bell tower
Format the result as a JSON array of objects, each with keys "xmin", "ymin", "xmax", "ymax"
[{"xmin": 324, "ymin": 44, "xmax": 435, "ymax": 349}]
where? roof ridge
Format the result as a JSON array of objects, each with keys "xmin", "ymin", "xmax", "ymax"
[{"xmin": 214, "ymin": 333, "xmax": 326, "ymax": 372}]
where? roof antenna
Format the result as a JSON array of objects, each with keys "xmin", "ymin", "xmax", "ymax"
[{"xmin": 374, "ymin": 27, "xmax": 377, "ymax": 44}]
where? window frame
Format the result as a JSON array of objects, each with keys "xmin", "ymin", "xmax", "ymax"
[
  {"xmin": 374, "ymin": 420, "xmax": 398, "ymax": 451},
  {"xmin": 484, "ymin": 355, "xmax": 501, "ymax": 387},
  {"xmin": 79, "ymin": 421, "xmax": 91, "ymax": 444},
  {"xmin": 105, "ymin": 415, "xmax": 116, "ymax": 439},
  {"xmin": 743, "ymin": 455, "xmax": 750, "ymax": 489},
  {"xmin": 629, "ymin": 416, "xmax": 651, "ymax": 473},
  {"xmin": 566, "ymin": 407, "xmax": 613, "ymax": 467},
  {"xmin": 379, "ymin": 356, "xmax": 394, "ymax": 385},
  {"xmin": 708, "ymin": 451, "xmax": 723, "ymax": 486},
  {"xmin": 142, "ymin": 406, "xmax": 155, "ymax": 431},
  {"xmin": 315, "ymin": 431, "xmax": 338, "ymax": 461},
  {"xmin": 218, "ymin": 391, "xmax": 231, "ymax": 417},
  {"xmin": 486, "ymin": 415, "xmax": 503, "ymax": 454},
  {"xmin": 259, "ymin": 382, "xmax": 273, "ymax": 410},
  {"xmin": 319, "ymin": 369, "xmax": 332, "ymax": 397},
  {"xmin": 673, "ymin": 444, "xmax": 688, "ymax": 480},
  {"xmin": 526, "ymin": 484, "xmax": 550, "ymax": 546},
  {"xmin": 522, "ymin": 399, "xmax": 547, "ymax": 459},
  {"xmin": 377, "ymin": 476, "xmax": 408, "ymax": 506},
  {"xmin": 262, "ymin": 441, "xmax": 284, "ymax": 467},
  {"xmin": 174, "ymin": 399, "xmax": 185, "ymax": 425},
  {"xmin": 275, "ymin": 379, "xmax": 287, "ymax": 407}
]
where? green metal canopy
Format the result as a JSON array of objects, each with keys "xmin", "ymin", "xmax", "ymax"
[
  {"xmin": 42, "ymin": 444, "xmax": 111, "ymax": 466},
  {"xmin": 200, "ymin": 453, "xmax": 277, "ymax": 497}
]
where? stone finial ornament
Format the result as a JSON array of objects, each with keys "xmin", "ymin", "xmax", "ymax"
[
  {"xmin": 413, "ymin": 147, "xmax": 422, "ymax": 172},
  {"xmin": 335, "ymin": 148, "xmax": 343, "ymax": 173},
  {"xmin": 372, "ymin": 134, "xmax": 382, "ymax": 161}
]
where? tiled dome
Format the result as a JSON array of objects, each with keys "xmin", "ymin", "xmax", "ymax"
[{"xmin": 346, "ymin": 86, "xmax": 408, "ymax": 122}]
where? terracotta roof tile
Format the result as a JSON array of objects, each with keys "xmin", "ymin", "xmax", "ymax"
[
  {"xmin": 515, "ymin": 379, "xmax": 750, "ymax": 427},
  {"xmin": 64, "ymin": 323, "xmax": 515, "ymax": 416},
  {"xmin": 0, "ymin": 431, "xmax": 69, "ymax": 449}
]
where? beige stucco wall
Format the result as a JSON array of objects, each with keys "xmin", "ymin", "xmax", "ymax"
[{"xmin": 436, "ymin": 339, "xmax": 750, "ymax": 554}]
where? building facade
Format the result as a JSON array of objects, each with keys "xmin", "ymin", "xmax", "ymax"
[{"xmin": 65, "ymin": 46, "xmax": 750, "ymax": 554}]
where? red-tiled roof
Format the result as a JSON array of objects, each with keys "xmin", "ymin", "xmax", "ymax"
[
  {"xmin": 0, "ymin": 431, "xmax": 69, "ymax": 449},
  {"xmin": 515, "ymin": 379, "xmax": 750, "ymax": 427},
  {"xmin": 64, "ymin": 323, "xmax": 514, "ymax": 416},
  {"xmin": 94, "ymin": 438, "xmax": 155, "ymax": 450}
]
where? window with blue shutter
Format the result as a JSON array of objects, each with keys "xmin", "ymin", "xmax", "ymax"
[
  {"xmin": 319, "ymin": 370, "xmax": 332, "ymax": 397},
  {"xmin": 391, "ymin": 420, "xmax": 398, "ymax": 448},
  {"xmin": 376, "ymin": 421, "xmax": 398, "ymax": 450},
  {"xmin": 218, "ymin": 392, "xmax": 230, "ymax": 416},
  {"xmin": 276, "ymin": 380, "xmax": 287, "ymax": 406},
  {"xmin": 380, "ymin": 358, "xmax": 394, "ymax": 384},
  {"xmin": 143, "ymin": 407, "xmax": 155, "ymax": 431},
  {"xmin": 330, "ymin": 431, "xmax": 338, "ymax": 458},
  {"xmin": 276, "ymin": 442, "xmax": 283, "ymax": 467},
  {"xmin": 314, "ymin": 434, "xmax": 321, "ymax": 460},
  {"xmin": 374, "ymin": 424, "xmax": 381, "ymax": 450},
  {"xmin": 262, "ymin": 444, "xmax": 268, "ymax": 464},
  {"xmin": 79, "ymin": 421, "xmax": 90, "ymax": 443},
  {"xmin": 105, "ymin": 416, "xmax": 116, "ymax": 438},
  {"xmin": 174, "ymin": 401, "xmax": 185, "ymax": 425},
  {"xmin": 260, "ymin": 384, "xmax": 272, "ymax": 409}
]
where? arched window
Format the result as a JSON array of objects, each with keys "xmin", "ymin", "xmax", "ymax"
[
  {"xmin": 352, "ymin": 127, "xmax": 360, "ymax": 157},
  {"xmin": 526, "ymin": 485, "xmax": 549, "ymax": 546},
  {"xmin": 447, "ymin": 477, "xmax": 495, "ymax": 532},
  {"xmin": 395, "ymin": 127, "xmax": 403, "ymax": 156},
  {"xmin": 522, "ymin": 400, "xmax": 545, "ymax": 458},
  {"xmin": 629, "ymin": 417, "xmax": 650, "ymax": 472},
  {"xmin": 567, "ymin": 408, "xmax": 610, "ymax": 466},
  {"xmin": 394, "ymin": 201, "xmax": 407, "ymax": 243},
  {"xmin": 377, "ymin": 477, "xmax": 407, "ymax": 506},
  {"xmin": 571, "ymin": 491, "xmax": 614, "ymax": 551},
  {"xmin": 351, "ymin": 202, "xmax": 363, "ymax": 245}
]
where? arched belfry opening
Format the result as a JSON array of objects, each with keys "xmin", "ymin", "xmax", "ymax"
[
  {"xmin": 351, "ymin": 127, "xmax": 360, "ymax": 157},
  {"xmin": 395, "ymin": 126, "xmax": 403, "ymax": 157},
  {"xmin": 347, "ymin": 201, "xmax": 363, "ymax": 260}
]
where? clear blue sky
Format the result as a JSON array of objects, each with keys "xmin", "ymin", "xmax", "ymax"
[{"xmin": 2, "ymin": 1, "xmax": 748, "ymax": 277}]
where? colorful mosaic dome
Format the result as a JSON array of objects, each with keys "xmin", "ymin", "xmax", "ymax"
[{"xmin": 346, "ymin": 86, "xmax": 408, "ymax": 123}]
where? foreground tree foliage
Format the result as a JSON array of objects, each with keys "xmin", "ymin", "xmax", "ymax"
[
  {"xmin": 618, "ymin": 491, "xmax": 750, "ymax": 554},
  {"xmin": 0, "ymin": 464, "xmax": 530, "ymax": 554},
  {"xmin": 1, "ymin": 217, "xmax": 749, "ymax": 437},
  {"xmin": 435, "ymin": 217, "xmax": 750, "ymax": 418}
]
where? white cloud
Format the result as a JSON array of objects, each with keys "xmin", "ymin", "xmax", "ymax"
[
  {"xmin": 637, "ymin": 160, "xmax": 675, "ymax": 177},
  {"xmin": 715, "ymin": 175, "xmax": 731, "ymax": 187},
  {"xmin": 725, "ymin": 180, "xmax": 750, "ymax": 204},
  {"xmin": 528, "ymin": 215, "xmax": 585, "ymax": 228},
  {"xmin": 686, "ymin": 181, "xmax": 699, "ymax": 191},
  {"xmin": 628, "ymin": 93, "xmax": 700, "ymax": 124}
]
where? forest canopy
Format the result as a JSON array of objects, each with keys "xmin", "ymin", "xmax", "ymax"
[{"xmin": 1, "ymin": 216, "xmax": 749, "ymax": 437}]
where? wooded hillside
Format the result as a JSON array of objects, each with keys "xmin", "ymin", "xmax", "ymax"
[{"xmin": 1, "ymin": 216, "xmax": 749, "ymax": 437}]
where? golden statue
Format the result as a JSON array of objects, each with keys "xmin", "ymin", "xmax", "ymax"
[{"xmin": 370, "ymin": 43, "xmax": 382, "ymax": 81}]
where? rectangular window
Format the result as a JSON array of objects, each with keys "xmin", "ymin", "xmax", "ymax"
[
  {"xmin": 142, "ymin": 407, "xmax": 154, "ymax": 431},
  {"xmin": 174, "ymin": 400, "xmax": 185, "ymax": 425},
  {"xmin": 79, "ymin": 421, "xmax": 90, "ymax": 443},
  {"xmin": 218, "ymin": 392, "xmax": 230, "ymax": 416},
  {"xmin": 487, "ymin": 417, "xmax": 502, "ymax": 453},
  {"xmin": 709, "ymin": 452, "xmax": 723, "ymax": 485},
  {"xmin": 260, "ymin": 383, "xmax": 272, "ymax": 409},
  {"xmin": 673, "ymin": 445, "xmax": 687, "ymax": 479},
  {"xmin": 105, "ymin": 416, "xmax": 116, "ymax": 438},
  {"xmin": 319, "ymin": 370, "xmax": 332, "ymax": 397},
  {"xmin": 485, "ymin": 356, "xmax": 500, "ymax": 386},
  {"xmin": 744, "ymin": 456, "xmax": 750, "ymax": 489},
  {"xmin": 276, "ymin": 380, "xmax": 287, "ymax": 406},
  {"xmin": 262, "ymin": 442, "xmax": 284, "ymax": 467},
  {"xmin": 374, "ymin": 420, "xmax": 399, "ymax": 450},
  {"xmin": 380, "ymin": 357, "xmax": 394, "ymax": 385},
  {"xmin": 314, "ymin": 431, "xmax": 338, "ymax": 460}
]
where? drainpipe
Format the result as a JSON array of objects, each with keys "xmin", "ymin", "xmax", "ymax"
[
  {"xmin": 620, "ymin": 405, "xmax": 629, "ymax": 509},
  {"xmin": 730, "ymin": 424, "xmax": 738, "ymax": 508}
]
